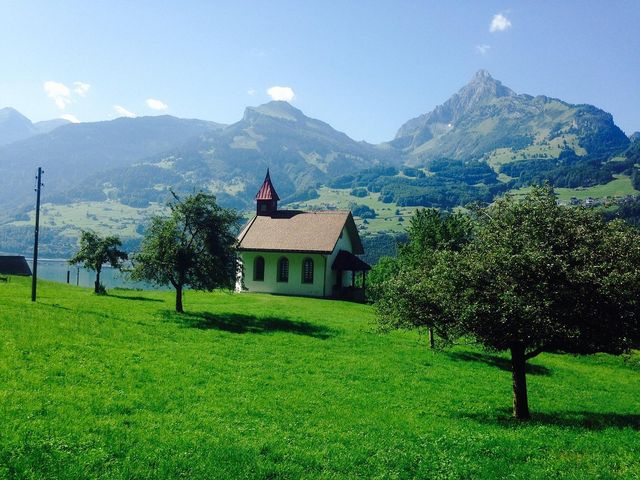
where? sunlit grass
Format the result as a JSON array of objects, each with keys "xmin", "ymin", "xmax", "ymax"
[{"xmin": 0, "ymin": 276, "xmax": 638, "ymax": 479}]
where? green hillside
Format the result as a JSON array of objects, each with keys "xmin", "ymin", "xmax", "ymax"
[{"xmin": 1, "ymin": 277, "xmax": 638, "ymax": 479}]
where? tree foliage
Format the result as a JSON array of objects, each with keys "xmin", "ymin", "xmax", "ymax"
[
  {"xmin": 374, "ymin": 209, "xmax": 472, "ymax": 347},
  {"xmin": 69, "ymin": 230, "xmax": 128, "ymax": 294},
  {"xmin": 446, "ymin": 186, "xmax": 640, "ymax": 418},
  {"xmin": 131, "ymin": 192, "xmax": 240, "ymax": 312},
  {"xmin": 375, "ymin": 186, "xmax": 640, "ymax": 419}
]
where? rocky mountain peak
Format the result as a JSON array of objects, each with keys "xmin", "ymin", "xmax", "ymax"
[
  {"xmin": 394, "ymin": 71, "xmax": 516, "ymax": 141},
  {"xmin": 462, "ymin": 70, "xmax": 516, "ymax": 102},
  {"xmin": 243, "ymin": 101, "xmax": 305, "ymax": 123}
]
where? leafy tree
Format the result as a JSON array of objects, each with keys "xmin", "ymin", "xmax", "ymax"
[
  {"xmin": 632, "ymin": 166, "xmax": 640, "ymax": 190},
  {"xmin": 441, "ymin": 186, "xmax": 640, "ymax": 419},
  {"xmin": 400, "ymin": 208, "xmax": 472, "ymax": 264},
  {"xmin": 375, "ymin": 209, "xmax": 472, "ymax": 348},
  {"xmin": 352, "ymin": 204, "xmax": 377, "ymax": 219},
  {"xmin": 376, "ymin": 251, "xmax": 459, "ymax": 349},
  {"xmin": 367, "ymin": 256, "xmax": 401, "ymax": 302},
  {"xmin": 69, "ymin": 231, "xmax": 128, "ymax": 294},
  {"xmin": 131, "ymin": 192, "xmax": 240, "ymax": 313}
]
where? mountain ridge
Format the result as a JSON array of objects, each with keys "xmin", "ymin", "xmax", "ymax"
[
  {"xmin": 392, "ymin": 71, "xmax": 629, "ymax": 162},
  {"xmin": 0, "ymin": 72, "xmax": 637, "ymax": 257}
]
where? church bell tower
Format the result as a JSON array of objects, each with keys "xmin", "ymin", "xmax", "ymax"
[{"xmin": 255, "ymin": 169, "xmax": 279, "ymax": 216}]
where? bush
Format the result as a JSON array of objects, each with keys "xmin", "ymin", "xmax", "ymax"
[
  {"xmin": 352, "ymin": 204, "xmax": 377, "ymax": 219},
  {"xmin": 350, "ymin": 188, "xmax": 368, "ymax": 198}
]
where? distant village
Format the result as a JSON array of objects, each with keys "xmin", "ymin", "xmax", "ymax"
[{"xmin": 560, "ymin": 193, "xmax": 640, "ymax": 208}]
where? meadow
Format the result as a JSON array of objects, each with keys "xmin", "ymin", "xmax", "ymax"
[
  {"xmin": 512, "ymin": 175, "xmax": 639, "ymax": 203},
  {"xmin": 0, "ymin": 277, "xmax": 638, "ymax": 479}
]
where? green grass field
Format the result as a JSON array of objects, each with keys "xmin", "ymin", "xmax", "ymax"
[
  {"xmin": 511, "ymin": 175, "xmax": 640, "ymax": 203},
  {"xmin": 10, "ymin": 201, "xmax": 166, "ymax": 239},
  {"xmin": 1, "ymin": 277, "xmax": 639, "ymax": 479}
]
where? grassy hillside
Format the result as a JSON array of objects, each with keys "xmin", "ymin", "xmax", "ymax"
[
  {"xmin": 292, "ymin": 186, "xmax": 415, "ymax": 235},
  {"xmin": 1, "ymin": 278, "xmax": 639, "ymax": 479},
  {"xmin": 512, "ymin": 175, "xmax": 640, "ymax": 202}
]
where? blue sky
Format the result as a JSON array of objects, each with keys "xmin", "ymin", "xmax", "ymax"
[{"xmin": 1, "ymin": 1, "xmax": 638, "ymax": 143}]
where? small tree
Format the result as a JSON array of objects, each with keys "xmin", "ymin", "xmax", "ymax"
[
  {"xmin": 69, "ymin": 231, "xmax": 128, "ymax": 294},
  {"xmin": 131, "ymin": 192, "xmax": 240, "ymax": 313},
  {"xmin": 375, "ymin": 209, "xmax": 472, "ymax": 348},
  {"xmin": 442, "ymin": 186, "xmax": 640, "ymax": 419}
]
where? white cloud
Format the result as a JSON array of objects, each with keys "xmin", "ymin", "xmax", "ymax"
[
  {"xmin": 490, "ymin": 13, "xmax": 512, "ymax": 32},
  {"xmin": 44, "ymin": 81, "xmax": 71, "ymax": 109},
  {"xmin": 267, "ymin": 86, "xmax": 295, "ymax": 102},
  {"xmin": 60, "ymin": 113, "xmax": 80, "ymax": 123},
  {"xmin": 476, "ymin": 44, "xmax": 491, "ymax": 55},
  {"xmin": 146, "ymin": 98, "xmax": 168, "ymax": 110},
  {"xmin": 114, "ymin": 105, "xmax": 137, "ymax": 118},
  {"xmin": 73, "ymin": 81, "xmax": 91, "ymax": 97},
  {"xmin": 247, "ymin": 88, "xmax": 257, "ymax": 96}
]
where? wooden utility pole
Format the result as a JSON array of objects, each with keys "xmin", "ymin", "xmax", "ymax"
[{"xmin": 31, "ymin": 167, "xmax": 43, "ymax": 302}]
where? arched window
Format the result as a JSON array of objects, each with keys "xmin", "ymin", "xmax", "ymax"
[
  {"xmin": 302, "ymin": 258, "xmax": 314, "ymax": 284},
  {"xmin": 277, "ymin": 257, "xmax": 289, "ymax": 282},
  {"xmin": 253, "ymin": 256, "xmax": 265, "ymax": 281}
]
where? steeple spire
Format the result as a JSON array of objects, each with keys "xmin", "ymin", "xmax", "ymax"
[{"xmin": 255, "ymin": 169, "xmax": 279, "ymax": 215}]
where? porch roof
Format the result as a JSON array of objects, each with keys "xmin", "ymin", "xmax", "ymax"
[{"xmin": 331, "ymin": 250, "xmax": 371, "ymax": 272}]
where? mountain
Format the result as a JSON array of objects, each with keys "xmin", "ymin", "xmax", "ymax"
[
  {"xmin": 0, "ymin": 108, "xmax": 38, "ymax": 145},
  {"xmin": 0, "ymin": 75, "xmax": 636, "ymax": 258},
  {"xmin": 0, "ymin": 108, "xmax": 73, "ymax": 145},
  {"xmin": 66, "ymin": 101, "xmax": 393, "ymax": 209},
  {"xmin": 630, "ymin": 131, "xmax": 640, "ymax": 143},
  {"xmin": 0, "ymin": 115, "xmax": 225, "ymax": 215},
  {"xmin": 33, "ymin": 118, "xmax": 71, "ymax": 134},
  {"xmin": 393, "ymin": 70, "xmax": 630, "ymax": 163}
]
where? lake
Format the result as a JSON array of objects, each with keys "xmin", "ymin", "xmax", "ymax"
[{"xmin": 28, "ymin": 258, "xmax": 160, "ymax": 290}]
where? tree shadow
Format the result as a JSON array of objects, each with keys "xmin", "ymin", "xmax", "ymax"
[
  {"xmin": 446, "ymin": 351, "xmax": 552, "ymax": 376},
  {"xmin": 164, "ymin": 311, "xmax": 336, "ymax": 339},
  {"xmin": 108, "ymin": 293, "xmax": 164, "ymax": 303},
  {"xmin": 42, "ymin": 302, "xmax": 73, "ymax": 312},
  {"xmin": 459, "ymin": 407, "xmax": 640, "ymax": 431}
]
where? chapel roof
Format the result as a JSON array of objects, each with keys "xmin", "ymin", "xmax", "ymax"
[{"xmin": 237, "ymin": 210, "xmax": 364, "ymax": 254}]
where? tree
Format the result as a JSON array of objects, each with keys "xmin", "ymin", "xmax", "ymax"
[
  {"xmin": 400, "ymin": 208, "xmax": 471, "ymax": 264},
  {"xmin": 131, "ymin": 192, "xmax": 240, "ymax": 313},
  {"xmin": 441, "ymin": 186, "xmax": 640, "ymax": 419},
  {"xmin": 367, "ymin": 256, "xmax": 401, "ymax": 303},
  {"xmin": 375, "ymin": 209, "xmax": 472, "ymax": 348},
  {"xmin": 69, "ymin": 231, "xmax": 128, "ymax": 294}
]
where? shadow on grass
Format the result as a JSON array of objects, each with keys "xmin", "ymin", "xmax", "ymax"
[
  {"xmin": 108, "ymin": 293, "xmax": 164, "ymax": 303},
  {"xmin": 42, "ymin": 302, "xmax": 73, "ymax": 312},
  {"xmin": 460, "ymin": 407, "xmax": 640, "ymax": 431},
  {"xmin": 164, "ymin": 311, "xmax": 336, "ymax": 339},
  {"xmin": 447, "ymin": 351, "xmax": 552, "ymax": 376}
]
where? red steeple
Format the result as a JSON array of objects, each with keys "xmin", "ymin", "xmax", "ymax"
[
  {"xmin": 255, "ymin": 169, "xmax": 280, "ymax": 201},
  {"xmin": 255, "ymin": 169, "xmax": 279, "ymax": 215}
]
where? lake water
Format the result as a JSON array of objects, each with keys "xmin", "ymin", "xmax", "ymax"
[{"xmin": 28, "ymin": 258, "xmax": 161, "ymax": 290}]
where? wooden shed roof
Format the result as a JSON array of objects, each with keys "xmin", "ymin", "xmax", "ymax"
[
  {"xmin": 237, "ymin": 210, "xmax": 363, "ymax": 254},
  {"xmin": 0, "ymin": 256, "xmax": 32, "ymax": 276}
]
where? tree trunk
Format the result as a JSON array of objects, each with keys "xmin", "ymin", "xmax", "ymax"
[
  {"xmin": 510, "ymin": 342, "xmax": 530, "ymax": 420},
  {"xmin": 175, "ymin": 284, "xmax": 183, "ymax": 313},
  {"xmin": 428, "ymin": 327, "xmax": 435, "ymax": 349},
  {"xmin": 94, "ymin": 267, "xmax": 101, "ymax": 294}
]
